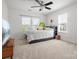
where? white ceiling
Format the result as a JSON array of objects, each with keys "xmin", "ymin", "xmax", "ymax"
[{"xmin": 5, "ymin": 0, "xmax": 77, "ymax": 15}]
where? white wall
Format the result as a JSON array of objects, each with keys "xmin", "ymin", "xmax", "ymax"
[
  {"xmin": 2, "ymin": 0, "xmax": 8, "ymax": 20},
  {"xmin": 45, "ymin": 14, "xmax": 58, "ymax": 26},
  {"xmin": 45, "ymin": 3, "xmax": 77, "ymax": 44},
  {"xmin": 8, "ymin": 8, "xmax": 45, "ymax": 40}
]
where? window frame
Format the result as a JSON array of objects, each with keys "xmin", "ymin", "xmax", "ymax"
[
  {"xmin": 58, "ymin": 13, "xmax": 68, "ymax": 33},
  {"xmin": 21, "ymin": 15, "xmax": 40, "ymax": 26}
]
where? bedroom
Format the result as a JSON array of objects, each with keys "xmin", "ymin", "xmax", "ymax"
[{"xmin": 2, "ymin": 0, "xmax": 77, "ymax": 59}]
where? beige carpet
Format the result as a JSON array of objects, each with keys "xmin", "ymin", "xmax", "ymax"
[{"xmin": 13, "ymin": 39, "xmax": 77, "ymax": 59}]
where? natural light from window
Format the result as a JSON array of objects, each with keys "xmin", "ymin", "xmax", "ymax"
[
  {"xmin": 21, "ymin": 16, "xmax": 40, "ymax": 26},
  {"xmin": 22, "ymin": 16, "xmax": 31, "ymax": 25},
  {"xmin": 58, "ymin": 13, "xmax": 68, "ymax": 33}
]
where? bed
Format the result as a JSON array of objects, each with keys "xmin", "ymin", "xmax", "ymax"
[{"xmin": 25, "ymin": 27, "xmax": 55, "ymax": 43}]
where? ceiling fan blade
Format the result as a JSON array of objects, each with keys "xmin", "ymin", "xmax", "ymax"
[
  {"xmin": 31, "ymin": 6, "xmax": 41, "ymax": 8},
  {"xmin": 45, "ymin": 7, "xmax": 51, "ymax": 10},
  {"xmin": 44, "ymin": 2, "xmax": 53, "ymax": 6},
  {"xmin": 35, "ymin": 0, "xmax": 43, "ymax": 6}
]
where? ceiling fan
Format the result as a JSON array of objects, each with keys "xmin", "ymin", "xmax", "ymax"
[{"xmin": 31, "ymin": 0, "xmax": 53, "ymax": 11}]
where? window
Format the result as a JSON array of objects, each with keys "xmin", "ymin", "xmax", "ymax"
[
  {"xmin": 32, "ymin": 17, "xmax": 40, "ymax": 26},
  {"xmin": 58, "ymin": 13, "xmax": 68, "ymax": 32},
  {"xmin": 22, "ymin": 16, "xmax": 31, "ymax": 25},
  {"xmin": 21, "ymin": 16, "xmax": 40, "ymax": 26}
]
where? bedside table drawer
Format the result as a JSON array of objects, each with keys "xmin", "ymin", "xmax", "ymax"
[
  {"xmin": 2, "ymin": 38, "xmax": 14, "ymax": 59},
  {"xmin": 2, "ymin": 47, "xmax": 13, "ymax": 58}
]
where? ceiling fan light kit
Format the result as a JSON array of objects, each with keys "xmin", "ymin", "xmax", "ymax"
[{"xmin": 31, "ymin": 0, "xmax": 53, "ymax": 11}]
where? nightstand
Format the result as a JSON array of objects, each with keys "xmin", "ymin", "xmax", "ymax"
[
  {"xmin": 55, "ymin": 35, "xmax": 61, "ymax": 40},
  {"xmin": 2, "ymin": 38, "xmax": 14, "ymax": 59}
]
